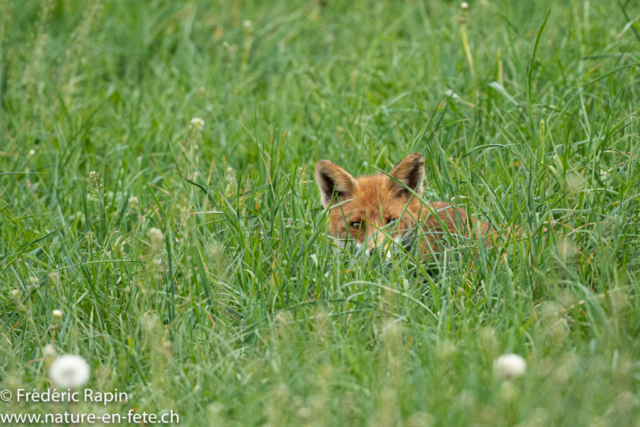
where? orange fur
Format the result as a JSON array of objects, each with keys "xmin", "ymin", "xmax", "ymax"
[{"xmin": 315, "ymin": 153, "xmax": 494, "ymax": 256}]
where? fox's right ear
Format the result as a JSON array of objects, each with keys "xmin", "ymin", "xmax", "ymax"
[
  {"xmin": 389, "ymin": 153, "xmax": 425, "ymax": 197},
  {"xmin": 315, "ymin": 160, "xmax": 357, "ymax": 208}
]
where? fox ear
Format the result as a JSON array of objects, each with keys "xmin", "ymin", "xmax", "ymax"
[
  {"xmin": 315, "ymin": 160, "xmax": 357, "ymax": 208},
  {"xmin": 389, "ymin": 153, "xmax": 424, "ymax": 196}
]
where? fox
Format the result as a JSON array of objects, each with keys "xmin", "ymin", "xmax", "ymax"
[{"xmin": 315, "ymin": 153, "xmax": 496, "ymax": 259}]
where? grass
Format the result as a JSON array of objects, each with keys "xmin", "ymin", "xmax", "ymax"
[{"xmin": 1, "ymin": 0, "xmax": 640, "ymax": 425}]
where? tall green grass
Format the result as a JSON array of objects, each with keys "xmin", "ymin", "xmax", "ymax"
[{"xmin": 1, "ymin": 0, "xmax": 640, "ymax": 425}]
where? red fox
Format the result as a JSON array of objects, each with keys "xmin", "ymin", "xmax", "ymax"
[{"xmin": 315, "ymin": 153, "xmax": 495, "ymax": 259}]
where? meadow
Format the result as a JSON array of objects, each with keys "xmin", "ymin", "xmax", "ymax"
[{"xmin": 1, "ymin": 0, "xmax": 640, "ymax": 425}]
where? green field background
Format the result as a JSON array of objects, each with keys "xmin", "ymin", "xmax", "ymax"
[{"xmin": 1, "ymin": 0, "xmax": 640, "ymax": 425}]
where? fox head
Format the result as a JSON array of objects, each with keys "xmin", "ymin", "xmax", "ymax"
[{"xmin": 315, "ymin": 153, "xmax": 425, "ymax": 257}]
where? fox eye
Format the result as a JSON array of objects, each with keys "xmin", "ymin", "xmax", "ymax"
[
  {"xmin": 386, "ymin": 218, "xmax": 398, "ymax": 225},
  {"xmin": 350, "ymin": 222, "xmax": 362, "ymax": 229}
]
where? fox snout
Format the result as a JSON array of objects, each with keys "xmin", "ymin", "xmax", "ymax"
[{"xmin": 358, "ymin": 233, "xmax": 397, "ymax": 261}]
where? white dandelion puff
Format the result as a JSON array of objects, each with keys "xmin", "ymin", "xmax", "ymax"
[
  {"xmin": 11, "ymin": 289, "xmax": 20, "ymax": 298},
  {"xmin": 43, "ymin": 344, "xmax": 56, "ymax": 358},
  {"xmin": 494, "ymin": 354, "xmax": 527, "ymax": 380},
  {"xmin": 49, "ymin": 355, "xmax": 90, "ymax": 389},
  {"xmin": 128, "ymin": 196, "xmax": 139, "ymax": 207},
  {"xmin": 444, "ymin": 89, "xmax": 461, "ymax": 99},
  {"xmin": 461, "ymin": 2, "xmax": 469, "ymax": 10},
  {"xmin": 52, "ymin": 309, "xmax": 63, "ymax": 319},
  {"xmin": 190, "ymin": 117, "xmax": 205, "ymax": 131}
]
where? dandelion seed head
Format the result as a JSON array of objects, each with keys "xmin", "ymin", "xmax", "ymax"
[
  {"xmin": 49, "ymin": 355, "xmax": 90, "ymax": 389},
  {"xmin": 461, "ymin": 2, "xmax": 469, "ymax": 9},
  {"xmin": 494, "ymin": 354, "xmax": 526, "ymax": 380},
  {"xmin": 43, "ymin": 344, "xmax": 56, "ymax": 358},
  {"xmin": 444, "ymin": 89, "xmax": 460, "ymax": 99},
  {"xmin": 190, "ymin": 117, "xmax": 205, "ymax": 131},
  {"xmin": 52, "ymin": 309, "xmax": 63, "ymax": 319}
]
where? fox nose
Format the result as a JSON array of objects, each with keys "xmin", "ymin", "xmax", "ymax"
[{"xmin": 366, "ymin": 247, "xmax": 393, "ymax": 262}]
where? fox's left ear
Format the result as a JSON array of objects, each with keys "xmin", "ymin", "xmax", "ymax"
[
  {"xmin": 389, "ymin": 153, "xmax": 424, "ymax": 196},
  {"xmin": 315, "ymin": 160, "xmax": 358, "ymax": 208}
]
